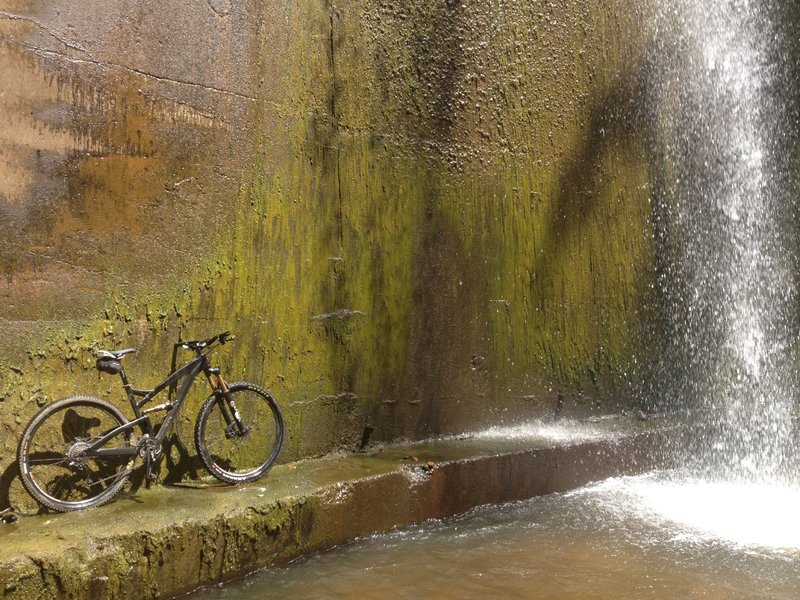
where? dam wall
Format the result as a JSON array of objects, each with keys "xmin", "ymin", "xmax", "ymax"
[{"xmin": 0, "ymin": 0, "xmax": 655, "ymax": 507}]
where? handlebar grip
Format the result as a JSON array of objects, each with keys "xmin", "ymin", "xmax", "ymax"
[{"xmin": 176, "ymin": 332, "xmax": 235, "ymax": 351}]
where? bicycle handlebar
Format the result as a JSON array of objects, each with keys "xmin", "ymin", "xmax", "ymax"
[{"xmin": 176, "ymin": 331, "xmax": 234, "ymax": 353}]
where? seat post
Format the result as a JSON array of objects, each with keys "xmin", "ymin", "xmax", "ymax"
[{"xmin": 117, "ymin": 366, "xmax": 137, "ymax": 408}]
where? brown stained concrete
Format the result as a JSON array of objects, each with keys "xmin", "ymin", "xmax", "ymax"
[
  {"xmin": 0, "ymin": 3, "xmax": 253, "ymax": 322},
  {"xmin": 0, "ymin": 417, "xmax": 684, "ymax": 599}
]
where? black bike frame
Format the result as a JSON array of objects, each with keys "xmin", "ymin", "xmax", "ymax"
[{"xmin": 86, "ymin": 353, "xmax": 212, "ymax": 458}]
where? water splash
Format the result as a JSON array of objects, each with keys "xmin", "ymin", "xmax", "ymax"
[
  {"xmin": 648, "ymin": 0, "xmax": 799, "ymax": 482},
  {"xmin": 588, "ymin": 473, "xmax": 800, "ymax": 549},
  {"xmin": 469, "ymin": 419, "xmax": 613, "ymax": 444}
]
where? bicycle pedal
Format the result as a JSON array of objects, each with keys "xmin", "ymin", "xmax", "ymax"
[{"xmin": 145, "ymin": 472, "xmax": 158, "ymax": 487}]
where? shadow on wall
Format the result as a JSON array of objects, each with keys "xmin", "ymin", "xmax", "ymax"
[
  {"xmin": 375, "ymin": 34, "xmax": 666, "ymax": 436},
  {"xmin": 523, "ymin": 44, "xmax": 659, "ymax": 410},
  {"xmin": 518, "ymin": 25, "xmax": 789, "ymax": 414}
]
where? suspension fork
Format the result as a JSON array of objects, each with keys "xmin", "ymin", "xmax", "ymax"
[{"xmin": 206, "ymin": 368, "xmax": 249, "ymax": 437}]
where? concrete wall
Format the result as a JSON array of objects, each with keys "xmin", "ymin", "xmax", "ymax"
[{"xmin": 0, "ymin": 0, "xmax": 655, "ymax": 506}]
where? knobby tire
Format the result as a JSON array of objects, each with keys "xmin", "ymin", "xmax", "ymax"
[{"xmin": 194, "ymin": 382, "xmax": 284, "ymax": 484}]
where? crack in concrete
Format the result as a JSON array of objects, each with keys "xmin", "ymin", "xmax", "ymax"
[
  {"xmin": 327, "ymin": 2, "xmax": 345, "ymax": 251},
  {"xmin": 17, "ymin": 40, "xmax": 258, "ymax": 103},
  {"xmin": 0, "ymin": 11, "xmax": 95, "ymax": 60},
  {"xmin": 127, "ymin": 66, "xmax": 257, "ymax": 102}
]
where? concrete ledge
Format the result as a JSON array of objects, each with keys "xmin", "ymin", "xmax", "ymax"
[{"xmin": 0, "ymin": 419, "xmax": 683, "ymax": 599}]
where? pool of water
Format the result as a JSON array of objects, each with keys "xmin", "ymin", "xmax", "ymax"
[{"xmin": 187, "ymin": 470, "xmax": 800, "ymax": 599}]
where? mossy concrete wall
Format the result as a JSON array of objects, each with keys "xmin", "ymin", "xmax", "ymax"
[{"xmin": 0, "ymin": 0, "xmax": 655, "ymax": 508}]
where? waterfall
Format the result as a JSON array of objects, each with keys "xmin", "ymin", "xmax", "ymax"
[{"xmin": 649, "ymin": 0, "xmax": 799, "ymax": 482}]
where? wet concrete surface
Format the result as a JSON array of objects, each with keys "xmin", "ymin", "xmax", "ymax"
[{"xmin": 0, "ymin": 417, "xmax": 683, "ymax": 599}]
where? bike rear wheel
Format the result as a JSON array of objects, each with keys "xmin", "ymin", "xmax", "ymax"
[
  {"xmin": 194, "ymin": 382, "xmax": 284, "ymax": 484},
  {"xmin": 17, "ymin": 396, "xmax": 133, "ymax": 512}
]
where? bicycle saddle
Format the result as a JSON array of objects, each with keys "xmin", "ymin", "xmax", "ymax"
[{"xmin": 95, "ymin": 348, "xmax": 137, "ymax": 360}]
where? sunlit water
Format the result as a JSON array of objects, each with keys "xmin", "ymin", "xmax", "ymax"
[
  {"xmin": 647, "ymin": 0, "xmax": 799, "ymax": 479},
  {"xmin": 188, "ymin": 470, "xmax": 800, "ymax": 600},
  {"xmin": 468, "ymin": 419, "xmax": 616, "ymax": 444}
]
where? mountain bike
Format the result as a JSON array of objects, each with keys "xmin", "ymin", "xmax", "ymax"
[{"xmin": 17, "ymin": 332, "xmax": 285, "ymax": 512}]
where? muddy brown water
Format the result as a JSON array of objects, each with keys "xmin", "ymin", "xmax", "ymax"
[{"xmin": 186, "ymin": 469, "xmax": 800, "ymax": 599}]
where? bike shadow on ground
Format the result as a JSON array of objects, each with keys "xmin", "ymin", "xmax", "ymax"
[
  {"xmin": 0, "ymin": 433, "xmax": 206, "ymax": 516},
  {"xmin": 0, "ymin": 462, "xmax": 21, "ymax": 515}
]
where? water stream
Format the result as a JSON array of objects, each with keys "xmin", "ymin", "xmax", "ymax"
[
  {"xmin": 649, "ymin": 0, "xmax": 799, "ymax": 481},
  {"xmin": 189, "ymin": 472, "xmax": 800, "ymax": 600}
]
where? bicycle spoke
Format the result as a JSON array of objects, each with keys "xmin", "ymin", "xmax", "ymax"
[
  {"xmin": 18, "ymin": 397, "xmax": 133, "ymax": 511},
  {"xmin": 81, "ymin": 466, "xmax": 135, "ymax": 490},
  {"xmin": 26, "ymin": 454, "xmax": 69, "ymax": 466},
  {"xmin": 195, "ymin": 383, "xmax": 284, "ymax": 483}
]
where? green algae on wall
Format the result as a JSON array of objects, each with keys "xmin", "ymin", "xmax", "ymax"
[
  {"xmin": 0, "ymin": 0, "xmax": 657, "ymax": 509},
  {"xmin": 306, "ymin": 0, "xmax": 656, "ymax": 434}
]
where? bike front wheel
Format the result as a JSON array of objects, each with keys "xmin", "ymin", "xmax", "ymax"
[
  {"xmin": 17, "ymin": 396, "xmax": 133, "ymax": 512},
  {"xmin": 194, "ymin": 382, "xmax": 285, "ymax": 484}
]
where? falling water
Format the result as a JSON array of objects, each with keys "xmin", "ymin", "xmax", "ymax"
[{"xmin": 649, "ymin": 0, "xmax": 799, "ymax": 482}]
